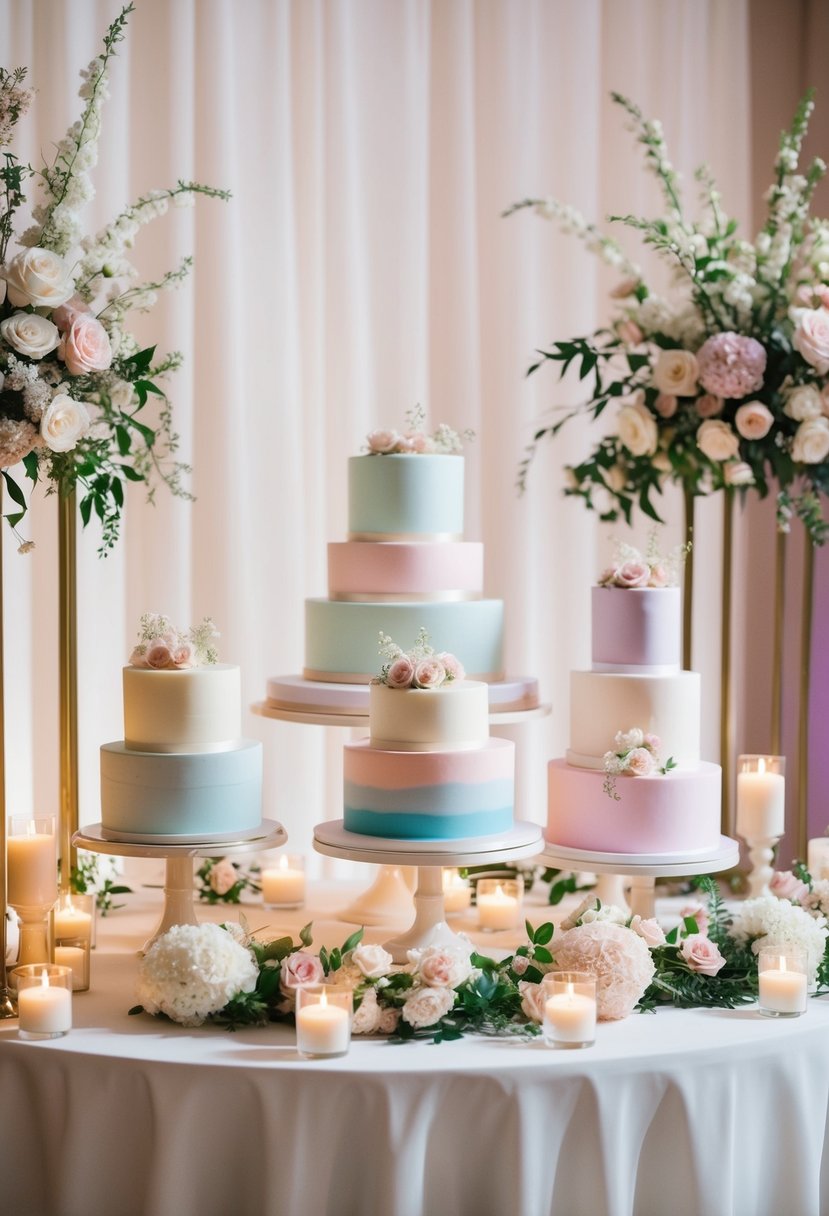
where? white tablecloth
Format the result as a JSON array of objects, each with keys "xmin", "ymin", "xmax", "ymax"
[{"xmin": 2, "ymin": 883, "xmax": 829, "ymax": 1216}]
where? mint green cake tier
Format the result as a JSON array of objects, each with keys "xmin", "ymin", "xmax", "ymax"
[
  {"xmin": 304, "ymin": 599, "xmax": 505, "ymax": 682},
  {"xmin": 348, "ymin": 454, "xmax": 464, "ymax": 538}
]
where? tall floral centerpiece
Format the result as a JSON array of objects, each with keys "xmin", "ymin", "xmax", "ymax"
[{"xmin": 508, "ymin": 92, "xmax": 829, "ymax": 848}]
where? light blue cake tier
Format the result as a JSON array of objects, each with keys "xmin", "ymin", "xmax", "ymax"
[
  {"xmin": 100, "ymin": 739, "xmax": 263, "ymax": 839},
  {"xmin": 344, "ymin": 782, "xmax": 514, "ymax": 841},
  {"xmin": 304, "ymin": 598, "xmax": 504, "ymax": 682},
  {"xmin": 348, "ymin": 454, "xmax": 464, "ymax": 538}
]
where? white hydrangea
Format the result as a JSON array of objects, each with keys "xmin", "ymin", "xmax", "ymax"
[
  {"xmin": 136, "ymin": 922, "xmax": 259, "ymax": 1026},
  {"xmin": 729, "ymin": 897, "xmax": 828, "ymax": 985}
]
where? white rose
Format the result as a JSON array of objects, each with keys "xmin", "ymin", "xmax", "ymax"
[
  {"xmin": 793, "ymin": 307, "xmax": 829, "ymax": 374},
  {"xmin": 0, "ymin": 279, "xmax": 6, "ymax": 306},
  {"xmin": 351, "ymin": 987, "xmax": 383, "ymax": 1035},
  {"xmin": 697, "ymin": 419, "xmax": 740, "ymax": 462},
  {"xmin": 400, "ymin": 985, "xmax": 455, "ymax": 1029},
  {"xmin": 615, "ymin": 727, "xmax": 644, "ymax": 751},
  {"xmin": 1, "ymin": 312, "xmax": 60, "ymax": 359},
  {"xmin": 3, "ymin": 248, "xmax": 75, "ymax": 309},
  {"xmin": 413, "ymin": 943, "xmax": 473, "ymax": 989},
  {"xmin": 351, "ymin": 943, "xmax": 394, "ymax": 979},
  {"xmin": 784, "ymin": 384, "xmax": 823, "ymax": 422},
  {"xmin": 724, "ymin": 461, "xmax": 755, "ymax": 486},
  {"xmin": 792, "ymin": 416, "xmax": 829, "ymax": 464},
  {"xmin": 108, "ymin": 379, "xmax": 137, "ymax": 410},
  {"xmin": 617, "ymin": 400, "xmax": 658, "ymax": 457},
  {"xmin": 652, "ymin": 349, "xmax": 699, "ymax": 397},
  {"xmin": 40, "ymin": 393, "xmax": 91, "ymax": 453}
]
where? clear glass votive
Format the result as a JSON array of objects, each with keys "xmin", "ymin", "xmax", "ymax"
[
  {"xmin": 757, "ymin": 946, "xmax": 808, "ymax": 1018},
  {"xmin": 261, "ymin": 854, "xmax": 306, "ymax": 909},
  {"xmin": 735, "ymin": 755, "xmax": 786, "ymax": 840},
  {"xmin": 13, "ymin": 964, "xmax": 73, "ymax": 1039},
  {"xmin": 295, "ymin": 985, "xmax": 353, "ymax": 1059},
  {"xmin": 442, "ymin": 869, "xmax": 471, "ymax": 917},
  {"xmin": 542, "ymin": 971, "xmax": 597, "ymax": 1048},
  {"xmin": 53, "ymin": 937, "xmax": 90, "ymax": 993},
  {"xmin": 476, "ymin": 877, "xmax": 524, "ymax": 932}
]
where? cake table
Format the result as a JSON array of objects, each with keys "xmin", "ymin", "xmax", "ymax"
[
  {"xmin": 314, "ymin": 818, "xmax": 544, "ymax": 961},
  {"xmin": 73, "ymin": 820, "xmax": 287, "ymax": 953}
]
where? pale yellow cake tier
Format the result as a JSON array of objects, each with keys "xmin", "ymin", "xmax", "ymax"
[
  {"xmin": 123, "ymin": 664, "xmax": 241, "ymax": 753},
  {"xmin": 369, "ymin": 680, "xmax": 489, "ymax": 751}
]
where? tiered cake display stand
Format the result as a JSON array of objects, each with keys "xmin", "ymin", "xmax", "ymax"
[
  {"xmin": 74, "ymin": 820, "xmax": 287, "ymax": 954},
  {"xmin": 314, "ymin": 819, "xmax": 544, "ymax": 962}
]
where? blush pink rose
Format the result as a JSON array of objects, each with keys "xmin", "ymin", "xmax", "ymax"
[
  {"xmin": 680, "ymin": 933, "xmax": 726, "ymax": 976},
  {"xmin": 626, "ymin": 747, "xmax": 656, "ymax": 776},
  {"xmin": 172, "ymin": 642, "xmax": 196, "ymax": 668},
  {"xmin": 403, "ymin": 431, "xmax": 432, "ymax": 453},
  {"xmin": 280, "ymin": 952, "xmax": 325, "ymax": 991},
  {"xmin": 695, "ymin": 393, "xmax": 724, "ymax": 418},
  {"xmin": 616, "ymin": 319, "xmax": 644, "ymax": 346},
  {"xmin": 129, "ymin": 646, "xmax": 149, "ymax": 669},
  {"xmin": 209, "ymin": 858, "xmax": 238, "ymax": 896},
  {"xmin": 518, "ymin": 981, "xmax": 546, "ymax": 1025},
  {"xmin": 734, "ymin": 401, "xmax": 774, "ymax": 440},
  {"xmin": 769, "ymin": 870, "xmax": 809, "ymax": 903},
  {"xmin": 52, "ymin": 294, "xmax": 91, "ymax": 332},
  {"xmin": 679, "ymin": 903, "xmax": 709, "ymax": 935},
  {"xmin": 145, "ymin": 640, "xmax": 174, "ymax": 669},
  {"xmin": 415, "ymin": 945, "xmax": 472, "ymax": 988},
  {"xmin": 647, "ymin": 564, "xmax": 668, "ymax": 588},
  {"xmin": 643, "ymin": 732, "xmax": 661, "ymax": 752},
  {"xmin": 436, "ymin": 652, "xmax": 465, "ymax": 682},
  {"xmin": 367, "ymin": 429, "xmax": 400, "ymax": 454},
  {"xmin": 385, "ymin": 656, "xmax": 415, "ymax": 688},
  {"xmin": 59, "ymin": 314, "xmax": 113, "ymax": 375},
  {"xmin": 630, "ymin": 915, "xmax": 666, "ymax": 948},
  {"xmin": 413, "ymin": 658, "xmax": 446, "ymax": 689},
  {"xmin": 793, "ymin": 307, "xmax": 829, "ymax": 374},
  {"xmin": 615, "ymin": 560, "xmax": 651, "ymax": 588},
  {"xmin": 654, "ymin": 393, "xmax": 678, "ymax": 419}
]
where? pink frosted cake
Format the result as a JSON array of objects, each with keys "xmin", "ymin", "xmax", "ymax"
[{"xmin": 546, "ymin": 559, "xmax": 721, "ymax": 857}]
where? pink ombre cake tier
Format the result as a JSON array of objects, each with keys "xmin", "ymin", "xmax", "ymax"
[
  {"xmin": 591, "ymin": 586, "xmax": 681, "ymax": 672},
  {"xmin": 546, "ymin": 758, "xmax": 722, "ymax": 855},
  {"xmin": 328, "ymin": 540, "xmax": 483, "ymax": 600}
]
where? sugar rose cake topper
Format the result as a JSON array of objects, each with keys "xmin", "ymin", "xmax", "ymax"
[
  {"xmin": 376, "ymin": 627, "xmax": 465, "ymax": 689},
  {"xmin": 129, "ymin": 612, "xmax": 219, "ymax": 670},
  {"xmin": 602, "ymin": 727, "xmax": 677, "ymax": 801},
  {"xmin": 0, "ymin": 3, "xmax": 229, "ymax": 553},
  {"xmin": 365, "ymin": 404, "xmax": 474, "ymax": 456},
  {"xmin": 597, "ymin": 533, "xmax": 689, "ymax": 589}
]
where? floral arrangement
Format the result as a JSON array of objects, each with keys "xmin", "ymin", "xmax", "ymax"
[
  {"xmin": 508, "ymin": 91, "xmax": 829, "ymax": 544},
  {"xmin": 195, "ymin": 857, "xmax": 260, "ymax": 905},
  {"xmin": 376, "ymin": 628, "xmax": 465, "ymax": 690},
  {"xmin": 69, "ymin": 849, "xmax": 132, "ymax": 915},
  {"xmin": 129, "ymin": 612, "xmax": 219, "ymax": 670},
  {"xmin": 0, "ymin": 4, "xmax": 229, "ymax": 553},
  {"xmin": 597, "ymin": 536, "xmax": 686, "ymax": 588},
  {"xmin": 602, "ymin": 727, "xmax": 676, "ymax": 799},
  {"xmin": 366, "ymin": 404, "xmax": 473, "ymax": 456}
]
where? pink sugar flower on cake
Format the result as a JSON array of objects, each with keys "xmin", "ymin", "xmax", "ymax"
[
  {"xmin": 436, "ymin": 652, "xmax": 465, "ymax": 682},
  {"xmin": 366, "ymin": 428, "xmax": 400, "ymax": 454},
  {"xmin": 385, "ymin": 656, "xmax": 415, "ymax": 688},
  {"xmin": 145, "ymin": 639, "xmax": 174, "ymax": 669},
  {"xmin": 614, "ymin": 559, "xmax": 651, "ymax": 588},
  {"xmin": 626, "ymin": 747, "xmax": 656, "ymax": 776},
  {"xmin": 413, "ymin": 657, "xmax": 446, "ymax": 689},
  {"xmin": 696, "ymin": 332, "xmax": 767, "ymax": 399}
]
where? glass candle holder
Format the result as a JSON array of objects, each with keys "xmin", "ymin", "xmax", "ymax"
[
  {"xmin": 8, "ymin": 816, "xmax": 57, "ymax": 966},
  {"xmin": 807, "ymin": 835, "xmax": 829, "ymax": 881},
  {"xmin": 476, "ymin": 877, "xmax": 523, "ymax": 932},
  {"xmin": 14, "ymin": 964, "xmax": 72, "ymax": 1039},
  {"xmin": 757, "ymin": 947, "xmax": 808, "ymax": 1018},
  {"xmin": 736, "ymin": 755, "xmax": 786, "ymax": 839},
  {"xmin": 542, "ymin": 972, "xmax": 597, "ymax": 1048},
  {"xmin": 295, "ymin": 985, "xmax": 352, "ymax": 1058},
  {"xmin": 52, "ymin": 890, "xmax": 93, "ymax": 992},
  {"xmin": 442, "ymin": 869, "xmax": 471, "ymax": 917},
  {"xmin": 261, "ymin": 854, "xmax": 306, "ymax": 909}
]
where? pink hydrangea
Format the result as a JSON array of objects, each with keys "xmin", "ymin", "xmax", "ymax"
[{"xmin": 696, "ymin": 332, "xmax": 767, "ymax": 400}]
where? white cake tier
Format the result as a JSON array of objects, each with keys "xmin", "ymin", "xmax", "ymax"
[
  {"xmin": 123, "ymin": 664, "xmax": 241, "ymax": 753},
  {"xmin": 568, "ymin": 670, "xmax": 700, "ymax": 767},
  {"xmin": 304, "ymin": 598, "xmax": 504, "ymax": 682},
  {"xmin": 369, "ymin": 680, "xmax": 489, "ymax": 751},
  {"xmin": 328, "ymin": 540, "xmax": 483, "ymax": 601},
  {"xmin": 592, "ymin": 586, "xmax": 681, "ymax": 672},
  {"xmin": 546, "ymin": 758, "xmax": 722, "ymax": 855},
  {"xmin": 348, "ymin": 454, "xmax": 464, "ymax": 538},
  {"xmin": 100, "ymin": 739, "xmax": 263, "ymax": 839}
]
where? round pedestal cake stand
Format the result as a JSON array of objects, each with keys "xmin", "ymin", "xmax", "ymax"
[
  {"xmin": 314, "ymin": 819, "xmax": 544, "ymax": 963},
  {"xmin": 73, "ymin": 821, "xmax": 287, "ymax": 955},
  {"xmin": 540, "ymin": 836, "xmax": 740, "ymax": 920},
  {"xmin": 252, "ymin": 699, "xmax": 551, "ymax": 729}
]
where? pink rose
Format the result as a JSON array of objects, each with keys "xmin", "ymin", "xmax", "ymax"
[
  {"xmin": 209, "ymin": 858, "xmax": 238, "ymax": 896},
  {"xmin": 145, "ymin": 640, "xmax": 174, "ymax": 669},
  {"xmin": 395, "ymin": 436, "xmax": 419, "ymax": 452},
  {"xmin": 436, "ymin": 652, "xmax": 465, "ymax": 682},
  {"xmin": 615, "ymin": 560, "xmax": 650, "ymax": 588},
  {"xmin": 367, "ymin": 429, "xmax": 400, "ymax": 454},
  {"xmin": 403, "ymin": 431, "xmax": 432, "ymax": 453},
  {"xmin": 413, "ymin": 658, "xmax": 446, "ymax": 689},
  {"xmin": 280, "ymin": 951, "xmax": 325, "ymax": 991},
  {"xmin": 59, "ymin": 314, "xmax": 113, "ymax": 376},
  {"xmin": 793, "ymin": 307, "xmax": 829, "ymax": 374},
  {"xmin": 129, "ymin": 646, "xmax": 149, "ymax": 669},
  {"xmin": 415, "ymin": 945, "xmax": 472, "ymax": 988},
  {"xmin": 654, "ymin": 393, "xmax": 678, "ymax": 419},
  {"xmin": 626, "ymin": 747, "xmax": 656, "ymax": 776},
  {"xmin": 644, "ymin": 733, "xmax": 661, "ymax": 752},
  {"xmin": 172, "ymin": 642, "xmax": 196, "ymax": 669},
  {"xmin": 647, "ymin": 564, "xmax": 668, "ymax": 588},
  {"xmin": 511, "ymin": 953, "xmax": 530, "ymax": 977},
  {"xmin": 735, "ymin": 401, "xmax": 774, "ymax": 440},
  {"xmin": 52, "ymin": 294, "xmax": 91, "ymax": 332},
  {"xmin": 695, "ymin": 393, "xmax": 724, "ymax": 418},
  {"xmin": 616, "ymin": 319, "xmax": 643, "ymax": 346},
  {"xmin": 385, "ymin": 656, "xmax": 414, "ymax": 688},
  {"xmin": 679, "ymin": 933, "xmax": 726, "ymax": 976},
  {"xmin": 630, "ymin": 916, "xmax": 666, "ymax": 948},
  {"xmin": 769, "ymin": 870, "xmax": 809, "ymax": 903},
  {"xmin": 518, "ymin": 981, "xmax": 546, "ymax": 1025},
  {"xmin": 820, "ymin": 287, "xmax": 829, "ymax": 310},
  {"xmin": 679, "ymin": 903, "xmax": 709, "ymax": 935}
]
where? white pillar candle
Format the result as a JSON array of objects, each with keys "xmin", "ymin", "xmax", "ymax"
[
  {"xmin": 261, "ymin": 855, "xmax": 306, "ymax": 907},
  {"xmin": 296, "ymin": 994, "xmax": 350, "ymax": 1057},
  {"xmin": 544, "ymin": 987, "xmax": 597, "ymax": 1045},
  {"xmin": 8, "ymin": 825, "xmax": 56, "ymax": 907},
  {"xmin": 18, "ymin": 972, "xmax": 72, "ymax": 1036},
  {"xmin": 758, "ymin": 962, "xmax": 807, "ymax": 1014},
  {"xmin": 477, "ymin": 883, "xmax": 519, "ymax": 931},
  {"xmin": 442, "ymin": 870, "xmax": 471, "ymax": 915},
  {"xmin": 54, "ymin": 900, "xmax": 92, "ymax": 943},
  {"xmin": 736, "ymin": 763, "xmax": 785, "ymax": 838},
  {"xmin": 53, "ymin": 945, "xmax": 87, "ymax": 990},
  {"xmin": 807, "ymin": 837, "xmax": 829, "ymax": 880}
]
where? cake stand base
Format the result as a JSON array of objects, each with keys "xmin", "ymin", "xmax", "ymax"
[
  {"xmin": 540, "ymin": 837, "xmax": 740, "ymax": 920},
  {"xmin": 74, "ymin": 821, "xmax": 287, "ymax": 954},
  {"xmin": 336, "ymin": 866, "xmax": 417, "ymax": 927},
  {"xmin": 314, "ymin": 820, "xmax": 544, "ymax": 962}
]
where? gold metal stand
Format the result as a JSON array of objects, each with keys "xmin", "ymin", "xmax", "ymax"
[
  {"xmin": 682, "ymin": 486, "xmax": 695, "ymax": 670},
  {"xmin": 770, "ymin": 529, "xmax": 787, "ymax": 757},
  {"xmin": 720, "ymin": 492, "xmax": 734, "ymax": 837},
  {"xmin": 797, "ymin": 534, "xmax": 815, "ymax": 862},
  {"xmin": 58, "ymin": 492, "xmax": 79, "ymax": 893},
  {"xmin": 0, "ymin": 488, "xmax": 18, "ymax": 1017}
]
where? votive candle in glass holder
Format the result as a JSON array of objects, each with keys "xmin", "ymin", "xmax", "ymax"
[
  {"xmin": 442, "ymin": 869, "xmax": 471, "ymax": 916},
  {"xmin": 736, "ymin": 755, "xmax": 786, "ymax": 839},
  {"xmin": 14, "ymin": 964, "xmax": 72, "ymax": 1039},
  {"xmin": 261, "ymin": 854, "xmax": 306, "ymax": 908},
  {"xmin": 757, "ymin": 947, "xmax": 808, "ymax": 1018},
  {"xmin": 295, "ymin": 985, "xmax": 352, "ymax": 1058},
  {"xmin": 52, "ymin": 896, "xmax": 92, "ymax": 993},
  {"xmin": 476, "ymin": 878, "xmax": 523, "ymax": 932},
  {"xmin": 542, "ymin": 972, "xmax": 597, "ymax": 1048}
]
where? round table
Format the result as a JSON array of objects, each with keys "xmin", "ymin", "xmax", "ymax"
[{"xmin": 2, "ymin": 886, "xmax": 828, "ymax": 1216}]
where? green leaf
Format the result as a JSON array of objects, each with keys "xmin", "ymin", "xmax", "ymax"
[
  {"xmin": 683, "ymin": 916, "xmax": 700, "ymax": 935},
  {"xmin": 119, "ymin": 464, "xmax": 144, "ymax": 482},
  {"xmin": 665, "ymin": 926, "xmax": 679, "ymax": 945},
  {"xmin": 115, "ymin": 424, "xmax": 131, "ymax": 455},
  {"xmin": 79, "ymin": 496, "xmax": 93, "ymax": 526},
  {"xmin": 22, "ymin": 451, "xmax": 39, "ymax": 483},
  {"xmin": 534, "ymin": 922, "xmax": 554, "ymax": 945},
  {"xmin": 111, "ymin": 478, "xmax": 124, "ymax": 508},
  {"xmin": 525, "ymin": 918, "xmax": 536, "ymax": 944},
  {"xmin": 2, "ymin": 471, "xmax": 26, "ymax": 509},
  {"xmin": 299, "ymin": 922, "xmax": 314, "ymax": 948},
  {"xmin": 341, "ymin": 927, "xmax": 364, "ymax": 954},
  {"xmin": 128, "ymin": 1005, "xmax": 144, "ymax": 1016},
  {"xmin": 532, "ymin": 945, "xmax": 553, "ymax": 964}
]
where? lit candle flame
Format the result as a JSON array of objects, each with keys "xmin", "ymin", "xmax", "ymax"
[{"xmin": 320, "ymin": 988, "xmax": 328, "ymax": 1008}]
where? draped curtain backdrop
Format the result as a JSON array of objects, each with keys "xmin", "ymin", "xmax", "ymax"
[{"xmin": 0, "ymin": 0, "xmax": 782, "ymax": 873}]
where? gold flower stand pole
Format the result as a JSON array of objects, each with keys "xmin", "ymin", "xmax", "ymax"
[
  {"xmin": 0, "ymin": 486, "xmax": 17, "ymax": 1016},
  {"xmin": 58, "ymin": 492, "xmax": 79, "ymax": 894}
]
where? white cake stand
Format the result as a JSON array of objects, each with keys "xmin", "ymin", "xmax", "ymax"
[
  {"xmin": 252, "ymin": 700, "xmax": 551, "ymax": 729},
  {"xmin": 314, "ymin": 819, "xmax": 544, "ymax": 962},
  {"xmin": 540, "ymin": 836, "xmax": 740, "ymax": 920},
  {"xmin": 74, "ymin": 820, "xmax": 287, "ymax": 954}
]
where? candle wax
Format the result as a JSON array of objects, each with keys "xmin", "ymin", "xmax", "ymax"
[
  {"xmin": 296, "ymin": 1002, "xmax": 350, "ymax": 1056},
  {"xmin": 544, "ymin": 992, "xmax": 597, "ymax": 1044},
  {"xmin": 18, "ymin": 978, "xmax": 72, "ymax": 1035}
]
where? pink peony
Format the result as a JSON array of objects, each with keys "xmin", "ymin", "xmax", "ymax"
[
  {"xmin": 630, "ymin": 916, "xmax": 666, "ymax": 948},
  {"xmin": 280, "ymin": 952, "xmax": 325, "ymax": 991},
  {"xmin": 735, "ymin": 401, "xmax": 774, "ymax": 440},
  {"xmin": 415, "ymin": 944, "xmax": 472, "ymax": 989},
  {"xmin": 654, "ymin": 393, "xmax": 678, "ymax": 419},
  {"xmin": 413, "ymin": 658, "xmax": 446, "ymax": 689},
  {"xmin": 679, "ymin": 903, "xmax": 710, "ymax": 935},
  {"xmin": 615, "ymin": 560, "xmax": 651, "ymax": 588},
  {"xmin": 769, "ymin": 870, "xmax": 810, "ymax": 904},
  {"xmin": 552, "ymin": 922, "xmax": 655, "ymax": 1020},
  {"xmin": 695, "ymin": 393, "xmax": 724, "ymax": 418},
  {"xmin": 145, "ymin": 640, "xmax": 174, "ymax": 669},
  {"xmin": 385, "ymin": 656, "xmax": 415, "ymax": 688},
  {"xmin": 401, "ymin": 985, "xmax": 455, "ymax": 1029},
  {"xmin": 626, "ymin": 747, "xmax": 656, "ymax": 776},
  {"xmin": 793, "ymin": 307, "xmax": 829, "ymax": 374},
  {"xmin": 436, "ymin": 652, "xmax": 465, "ymax": 682},
  {"xmin": 52, "ymin": 294, "xmax": 91, "ymax": 332},
  {"xmin": 696, "ymin": 332, "xmax": 767, "ymax": 399},
  {"xmin": 59, "ymin": 314, "xmax": 112, "ymax": 376},
  {"xmin": 367, "ymin": 429, "xmax": 400, "ymax": 454},
  {"xmin": 679, "ymin": 933, "xmax": 726, "ymax": 976}
]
